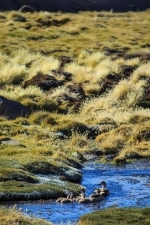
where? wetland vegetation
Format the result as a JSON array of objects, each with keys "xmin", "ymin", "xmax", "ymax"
[
  {"xmin": 78, "ymin": 207, "xmax": 150, "ymax": 225},
  {"xmin": 0, "ymin": 8, "xmax": 150, "ymax": 224}
]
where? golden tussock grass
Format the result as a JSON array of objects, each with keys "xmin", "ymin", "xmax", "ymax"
[
  {"xmin": 0, "ymin": 206, "xmax": 53, "ymax": 225},
  {"xmin": 0, "ymin": 85, "xmax": 44, "ymax": 101},
  {"xmin": 131, "ymin": 62, "xmax": 150, "ymax": 82}
]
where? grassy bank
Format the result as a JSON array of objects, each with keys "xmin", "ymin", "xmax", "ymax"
[
  {"xmin": 0, "ymin": 206, "xmax": 53, "ymax": 225},
  {"xmin": 78, "ymin": 207, "xmax": 150, "ymax": 225}
]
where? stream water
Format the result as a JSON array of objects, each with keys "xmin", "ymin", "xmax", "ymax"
[{"xmin": 13, "ymin": 160, "xmax": 150, "ymax": 224}]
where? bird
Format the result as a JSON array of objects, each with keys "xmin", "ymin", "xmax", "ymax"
[
  {"xmin": 100, "ymin": 181, "xmax": 107, "ymax": 188},
  {"xmin": 89, "ymin": 188, "xmax": 104, "ymax": 202},
  {"xmin": 61, "ymin": 197, "xmax": 73, "ymax": 203},
  {"xmin": 56, "ymin": 197, "xmax": 66, "ymax": 203},
  {"xmin": 98, "ymin": 181, "xmax": 109, "ymax": 196},
  {"xmin": 77, "ymin": 190, "xmax": 103, "ymax": 203},
  {"xmin": 73, "ymin": 190, "xmax": 86, "ymax": 202},
  {"xmin": 73, "ymin": 189, "xmax": 92, "ymax": 203},
  {"xmin": 89, "ymin": 189, "xmax": 101, "ymax": 198},
  {"xmin": 90, "ymin": 196, "xmax": 103, "ymax": 202},
  {"xmin": 77, "ymin": 197, "xmax": 91, "ymax": 203},
  {"xmin": 56, "ymin": 191, "xmax": 73, "ymax": 203}
]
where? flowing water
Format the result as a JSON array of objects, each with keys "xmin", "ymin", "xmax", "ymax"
[{"xmin": 10, "ymin": 160, "xmax": 150, "ymax": 224}]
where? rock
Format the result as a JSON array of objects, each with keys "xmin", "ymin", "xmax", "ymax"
[
  {"xmin": 18, "ymin": 5, "xmax": 36, "ymax": 12},
  {"xmin": 22, "ymin": 72, "xmax": 63, "ymax": 91},
  {"xmin": 0, "ymin": 96, "xmax": 29, "ymax": 119},
  {"xmin": 61, "ymin": 168, "xmax": 82, "ymax": 182}
]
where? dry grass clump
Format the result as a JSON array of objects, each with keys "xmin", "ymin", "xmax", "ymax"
[
  {"xmin": 7, "ymin": 11, "xmax": 26, "ymax": 21},
  {"xmin": 28, "ymin": 111, "xmax": 50, "ymax": 124},
  {"xmin": 0, "ymin": 63, "xmax": 27, "ymax": 85},
  {"xmin": 131, "ymin": 62, "xmax": 150, "ymax": 82},
  {"xmin": 29, "ymin": 112, "xmax": 86, "ymax": 132},
  {"xmin": 0, "ymin": 12, "xmax": 6, "ymax": 20},
  {"xmin": 36, "ymin": 98, "xmax": 60, "ymax": 112},
  {"xmin": 0, "ymin": 206, "xmax": 53, "ymax": 225},
  {"xmin": 1, "ymin": 51, "xmax": 54, "ymax": 85},
  {"xmin": 28, "ymin": 55, "xmax": 59, "ymax": 79},
  {"xmin": 51, "ymin": 120, "xmax": 88, "ymax": 136},
  {"xmin": 114, "ymin": 142, "xmax": 150, "ymax": 164},
  {"xmin": 95, "ymin": 57, "xmax": 121, "ymax": 74},
  {"xmin": 136, "ymin": 141, "xmax": 150, "ymax": 157},
  {"xmin": 65, "ymin": 62, "xmax": 92, "ymax": 83},
  {"xmin": 0, "ymin": 53, "xmax": 9, "ymax": 68},
  {"xmin": 115, "ymin": 57, "xmax": 140, "ymax": 67},
  {"xmin": 0, "ymin": 49, "xmax": 59, "ymax": 85},
  {"xmin": 70, "ymin": 133, "xmax": 88, "ymax": 148},
  {"xmin": 95, "ymin": 119, "xmax": 150, "ymax": 163},
  {"xmin": 11, "ymin": 49, "xmax": 42, "ymax": 66},
  {"xmin": 96, "ymin": 132, "xmax": 125, "ymax": 155},
  {"xmin": 14, "ymin": 117, "xmax": 30, "ymax": 125},
  {"xmin": 52, "ymin": 151, "xmax": 82, "ymax": 169},
  {"xmin": 49, "ymin": 86, "xmax": 78, "ymax": 101},
  {"xmin": 83, "ymin": 83, "xmax": 101, "ymax": 96},
  {"xmin": 110, "ymin": 79, "xmax": 146, "ymax": 107},
  {"xmin": 65, "ymin": 55, "xmax": 121, "ymax": 85},
  {"xmin": 77, "ymin": 51, "xmax": 107, "ymax": 68},
  {"xmin": 0, "ymin": 85, "xmax": 44, "ymax": 102},
  {"xmin": 36, "ymin": 11, "xmax": 52, "ymax": 20}
]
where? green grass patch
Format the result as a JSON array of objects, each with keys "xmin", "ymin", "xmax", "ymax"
[{"xmin": 78, "ymin": 207, "xmax": 150, "ymax": 225}]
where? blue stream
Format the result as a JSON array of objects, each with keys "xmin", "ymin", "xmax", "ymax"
[{"xmin": 11, "ymin": 160, "xmax": 150, "ymax": 224}]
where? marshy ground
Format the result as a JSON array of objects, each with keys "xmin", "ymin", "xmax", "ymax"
[{"xmin": 0, "ymin": 9, "xmax": 150, "ymax": 224}]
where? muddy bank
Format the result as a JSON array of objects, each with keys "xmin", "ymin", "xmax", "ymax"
[{"xmin": 0, "ymin": 0, "xmax": 150, "ymax": 12}]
